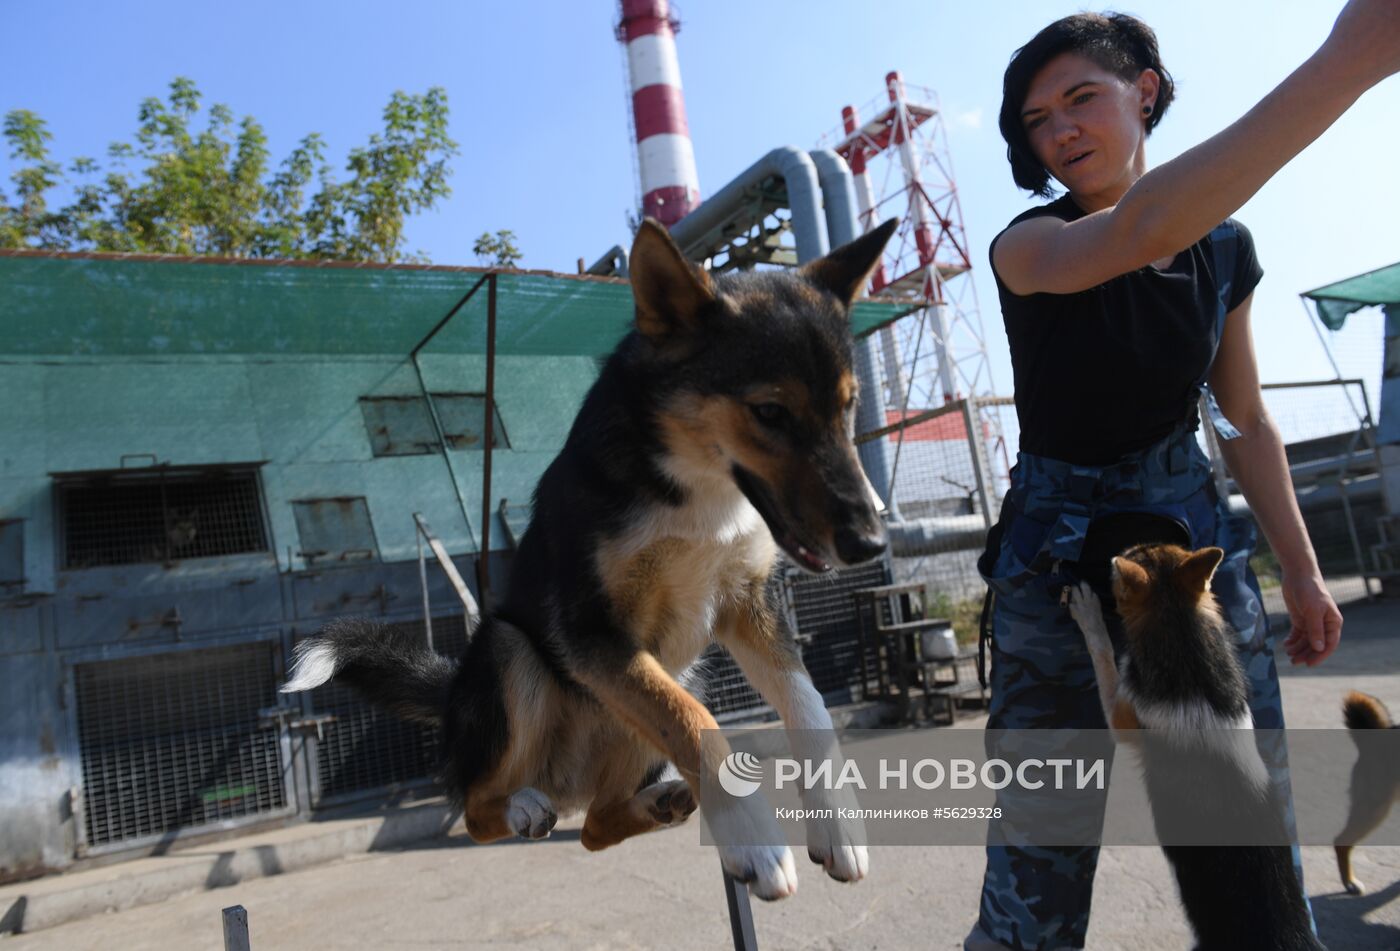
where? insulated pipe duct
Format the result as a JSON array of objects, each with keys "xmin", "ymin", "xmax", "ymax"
[
  {"xmin": 808, "ymin": 148, "xmax": 899, "ymax": 515},
  {"xmin": 668, "ymin": 147, "xmax": 828, "ymax": 264},
  {"xmin": 586, "ymin": 245, "xmax": 629, "ymax": 278},
  {"xmin": 886, "ymin": 514, "xmax": 989, "ymax": 556}
]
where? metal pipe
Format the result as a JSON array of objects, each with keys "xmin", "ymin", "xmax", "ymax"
[
  {"xmin": 886, "ymin": 514, "xmax": 989, "ymax": 556},
  {"xmin": 808, "ymin": 148, "xmax": 898, "ymax": 515},
  {"xmin": 668, "ymin": 147, "xmax": 828, "ymax": 263},
  {"xmin": 586, "ymin": 245, "xmax": 629, "ymax": 278},
  {"xmin": 478, "ymin": 274, "xmax": 498, "ymax": 603}
]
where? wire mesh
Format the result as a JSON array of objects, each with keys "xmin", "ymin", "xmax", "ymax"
[
  {"xmin": 308, "ymin": 615, "xmax": 468, "ymax": 804},
  {"xmin": 789, "ymin": 559, "xmax": 891, "ymax": 702},
  {"xmin": 60, "ymin": 468, "xmax": 267, "ymax": 569},
  {"xmin": 876, "ymin": 399, "xmax": 1009, "ymax": 645},
  {"xmin": 696, "ymin": 644, "xmax": 766, "ymax": 720},
  {"xmin": 692, "ymin": 560, "xmax": 891, "ymax": 720},
  {"xmin": 74, "ymin": 641, "xmax": 286, "ymax": 848},
  {"xmin": 1234, "ymin": 380, "xmax": 1381, "ymax": 608}
]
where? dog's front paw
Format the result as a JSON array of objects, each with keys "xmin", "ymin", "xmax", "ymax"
[
  {"xmin": 807, "ymin": 833, "xmax": 868, "ymax": 883},
  {"xmin": 1068, "ymin": 582, "xmax": 1111, "ymax": 650},
  {"xmin": 720, "ymin": 844, "xmax": 799, "ymax": 901},
  {"xmin": 507, "ymin": 787, "xmax": 557, "ymax": 840},
  {"xmin": 804, "ymin": 793, "xmax": 869, "ymax": 882},
  {"xmin": 706, "ymin": 798, "xmax": 798, "ymax": 899},
  {"xmin": 1344, "ymin": 876, "xmax": 1366, "ymax": 896}
]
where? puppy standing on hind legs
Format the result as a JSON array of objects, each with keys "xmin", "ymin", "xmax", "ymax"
[
  {"xmin": 282, "ymin": 216, "xmax": 900, "ymax": 901},
  {"xmin": 1067, "ymin": 544, "xmax": 1326, "ymax": 951}
]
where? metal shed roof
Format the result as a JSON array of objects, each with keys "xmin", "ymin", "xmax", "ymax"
[{"xmin": 0, "ymin": 250, "xmax": 913, "ymax": 357}]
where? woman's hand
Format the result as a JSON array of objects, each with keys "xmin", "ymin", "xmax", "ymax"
[
  {"xmin": 1279, "ymin": 570, "xmax": 1343, "ymax": 667},
  {"xmin": 1321, "ymin": 0, "xmax": 1400, "ymax": 88}
]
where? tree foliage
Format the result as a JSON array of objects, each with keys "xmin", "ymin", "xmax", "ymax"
[
  {"xmin": 0, "ymin": 78, "xmax": 465, "ymax": 263},
  {"xmin": 472, "ymin": 229, "xmax": 522, "ymax": 268}
]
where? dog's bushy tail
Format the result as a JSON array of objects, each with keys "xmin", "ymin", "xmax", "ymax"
[
  {"xmin": 281, "ymin": 617, "xmax": 456, "ymax": 726},
  {"xmin": 1343, "ymin": 690, "xmax": 1393, "ymax": 734}
]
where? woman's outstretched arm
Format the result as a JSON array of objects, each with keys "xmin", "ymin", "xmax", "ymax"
[{"xmin": 995, "ymin": 0, "xmax": 1400, "ymax": 296}]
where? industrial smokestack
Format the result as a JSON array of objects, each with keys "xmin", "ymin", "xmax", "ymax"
[{"xmin": 617, "ymin": 0, "xmax": 701, "ymax": 227}]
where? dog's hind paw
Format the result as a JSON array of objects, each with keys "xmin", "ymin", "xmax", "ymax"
[
  {"xmin": 640, "ymin": 779, "xmax": 696, "ymax": 826},
  {"xmin": 507, "ymin": 787, "xmax": 557, "ymax": 840},
  {"xmin": 720, "ymin": 844, "xmax": 798, "ymax": 901},
  {"xmin": 1344, "ymin": 877, "xmax": 1366, "ymax": 896}
]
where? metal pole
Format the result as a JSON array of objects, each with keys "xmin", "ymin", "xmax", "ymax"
[
  {"xmin": 961, "ymin": 396, "xmax": 997, "ymax": 528},
  {"xmin": 414, "ymin": 512, "xmax": 481, "ymax": 622},
  {"xmin": 222, "ymin": 905, "xmax": 251, "ymax": 951},
  {"xmin": 722, "ymin": 869, "xmax": 759, "ymax": 950},
  {"xmin": 411, "ymin": 273, "xmax": 494, "ymax": 555},
  {"xmin": 416, "ymin": 520, "xmax": 433, "ymax": 651},
  {"xmin": 477, "ymin": 274, "xmax": 498, "ymax": 603}
]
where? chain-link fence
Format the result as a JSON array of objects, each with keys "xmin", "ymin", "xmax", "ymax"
[
  {"xmin": 1212, "ymin": 379, "xmax": 1384, "ymax": 611},
  {"xmin": 859, "ymin": 397, "xmax": 1015, "ymax": 647}
]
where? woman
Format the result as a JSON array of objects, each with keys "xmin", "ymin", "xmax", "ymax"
[{"xmin": 967, "ymin": 4, "xmax": 1397, "ymax": 948}]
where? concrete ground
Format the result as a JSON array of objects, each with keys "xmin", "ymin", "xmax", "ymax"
[{"xmin": 4, "ymin": 598, "xmax": 1397, "ymax": 950}]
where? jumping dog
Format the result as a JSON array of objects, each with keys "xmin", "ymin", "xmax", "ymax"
[{"xmin": 282, "ymin": 217, "xmax": 899, "ymax": 900}]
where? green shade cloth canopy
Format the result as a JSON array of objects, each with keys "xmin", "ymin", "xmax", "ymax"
[
  {"xmin": 0, "ymin": 251, "xmax": 913, "ymax": 357},
  {"xmin": 1302, "ymin": 261, "xmax": 1400, "ymax": 330}
]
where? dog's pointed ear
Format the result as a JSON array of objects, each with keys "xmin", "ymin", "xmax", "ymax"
[
  {"xmin": 800, "ymin": 218, "xmax": 898, "ymax": 308},
  {"xmin": 1177, "ymin": 546, "xmax": 1225, "ymax": 594},
  {"xmin": 629, "ymin": 218, "xmax": 717, "ymax": 340},
  {"xmin": 1111, "ymin": 556, "xmax": 1150, "ymax": 598}
]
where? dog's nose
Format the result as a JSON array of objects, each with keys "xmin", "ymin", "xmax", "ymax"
[{"xmin": 834, "ymin": 523, "xmax": 887, "ymax": 565}]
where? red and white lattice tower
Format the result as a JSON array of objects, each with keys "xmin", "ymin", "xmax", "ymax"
[
  {"xmin": 617, "ymin": 0, "xmax": 701, "ymax": 227},
  {"xmin": 827, "ymin": 71, "xmax": 995, "ymax": 410}
]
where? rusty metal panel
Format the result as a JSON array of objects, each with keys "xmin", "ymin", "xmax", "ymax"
[
  {"xmin": 54, "ymin": 568, "xmax": 283, "ymax": 648},
  {"xmin": 0, "ymin": 600, "xmax": 43, "ymax": 655},
  {"xmin": 432, "ymin": 393, "xmax": 508, "ymax": 450},
  {"xmin": 358, "ymin": 396, "xmax": 438, "ymax": 457},
  {"xmin": 358, "ymin": 394, "xmax": 508, "ymax": 456},
  {"xmin": 291, "ymin": 498, "xmax": 379, "ymax": 567},
  {"xmin": 289, "ymin": 560, "xmax": 446, "ymax": 622}
]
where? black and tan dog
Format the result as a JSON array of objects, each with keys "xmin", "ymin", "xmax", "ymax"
[
  {"xmin": 1335, "ymin": 690, "xmax": 1398, "ymax": 896},
  {"xmin": 282, "ymin": 218, "xmax": 898, "ymax": 900},
  {"xmin": 1069, "ymin": 546, "xmax": 1326, "ymax": 950}
]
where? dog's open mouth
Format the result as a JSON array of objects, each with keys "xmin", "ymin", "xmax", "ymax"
[{"xmin": 731, "ymin": 465, "xmax": 834, "ymax": 574}]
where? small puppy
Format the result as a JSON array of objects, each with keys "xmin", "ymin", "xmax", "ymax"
[{"xmin": 1069, "ymin": 544, "xmax": 1325, "ymax": 951}]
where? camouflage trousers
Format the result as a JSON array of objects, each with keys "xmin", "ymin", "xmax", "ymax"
[{"xmin": 966, "ymin": 426, "xmax": 1307, "ymax": 950}]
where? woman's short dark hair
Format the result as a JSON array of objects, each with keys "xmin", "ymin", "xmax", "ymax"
[{"xmin": 999, "ymin": 12, "xmax": 1175, "ymax": 197}]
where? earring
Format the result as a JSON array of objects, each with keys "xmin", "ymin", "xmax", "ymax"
[{"xmin": 1143, "ymin": 105, "xmax": 1153, "ymax": 116}]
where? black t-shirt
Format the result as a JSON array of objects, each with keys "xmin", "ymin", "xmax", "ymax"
[{"xmin": 990, "ymin": 194, "xmax": 1264, "ymax": 466}]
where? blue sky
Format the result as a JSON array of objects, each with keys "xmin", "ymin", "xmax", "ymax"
[{"xmin": 5, "ymin": 0, "xmax": 1397, "ymax": 420}]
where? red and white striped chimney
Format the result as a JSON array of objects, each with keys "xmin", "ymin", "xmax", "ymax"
[{"xmin": 618, "ymin": 0, "xmax": 701, "ymax": 227}]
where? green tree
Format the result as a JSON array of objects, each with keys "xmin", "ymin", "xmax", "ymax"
[
  {"xmin": 472, "ymin": 229, "xmax": 522, "ymax": 268},
  {"xmin": 0, "ymin": 78, "xmax": 463, "ymax": 263}
]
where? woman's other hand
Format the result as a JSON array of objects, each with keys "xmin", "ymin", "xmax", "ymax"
[{"xmin": 1279, "ymin": 570, "xmax": 1343, "ymax": 667}]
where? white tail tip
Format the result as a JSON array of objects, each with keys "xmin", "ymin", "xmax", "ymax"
[{"xmin": 281, "ymin": 641, "xmax": 338, "ymax": 693}]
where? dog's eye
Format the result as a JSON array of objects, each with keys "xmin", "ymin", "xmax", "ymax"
[{"xmin": 750, "ymin": 403, "xmax": 789, "ymax": 427}]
